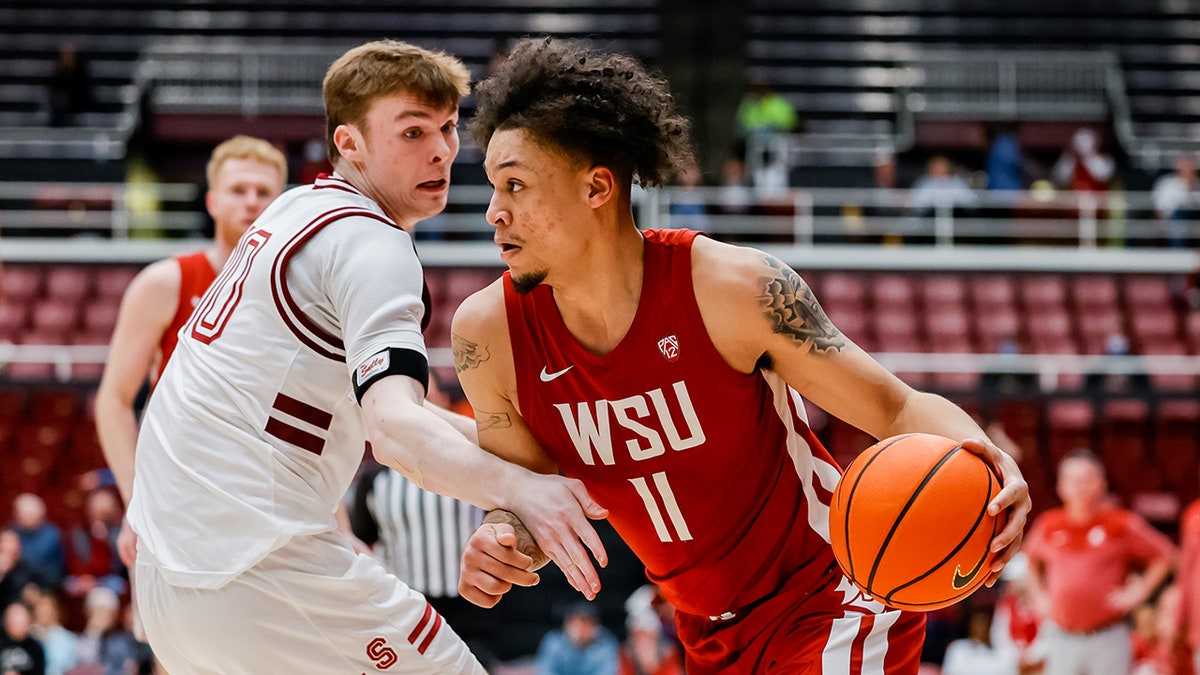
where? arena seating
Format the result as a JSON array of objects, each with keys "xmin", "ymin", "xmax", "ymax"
[{"xmin": 1, "ymin": 262, "xmax": 1195, "ymax": 525}]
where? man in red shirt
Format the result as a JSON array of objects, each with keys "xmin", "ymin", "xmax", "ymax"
[
  {"xmin": 450, "ymin": 38, "xmax": 1032, "ymax": 674},
  {"xmin": 1025, "ymin": 449, "xmax": 1176, "ymax": 675},
  {"xmin": 1178, "ymin": 484, "xmax": 1200, "ymax": 674}
]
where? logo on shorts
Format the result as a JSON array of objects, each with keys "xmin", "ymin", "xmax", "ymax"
[
  {"xmin": 657, "ymin": 335, "xmax": 680, "ymax": 363},
  {"xmin": 356, "ymin": 350, "xmax": 390, "ymax": 387},
  {"xmin": 366, "ymin": 637, "xmax": 398, "ymax": 670}
]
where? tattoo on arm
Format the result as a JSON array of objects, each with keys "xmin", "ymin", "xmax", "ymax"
[
  {"xmin": 475, "ymin": 409, "xmax": 512, "ymax": 433},
  {"xmin": 758, "ymin": 255, "xmax": 846, "ymax": 354},
  {"xmin": 451, "ymin": 332, "xmax": 490, "ymax": 373},
  {"xmin": 483, "ymin": 509, "xmax": 550, "ymax": 571}
]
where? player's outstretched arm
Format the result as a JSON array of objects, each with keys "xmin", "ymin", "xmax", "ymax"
[
  {"xmin": 450, "ymin": 280, "xmax": 610, "ymax": 600},
  {"xmin": 362, "ymin": 374, "xmax": 608, "ymax": 600},
  {"xmin": 691, "ymin": 238, "xmax": 1031, "ymax": 584}
]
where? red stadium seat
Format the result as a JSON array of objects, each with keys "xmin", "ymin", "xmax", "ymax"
[
  {"xmin": 0, "ymin": 304, "xmax": 29, "ymax": 342},
  {"xmin": 970, "ymin": 276, "xmax": 1017, "ymax": 311},
  {"xmin": 43, "ymin": 266, "xmax": 93, "ymax": 302},
  {"xmin": 974, "ymin": 306, "xmax": 1021, "ymax": 353},
  {"xmin": 1123, "ymin": 276, "xmax": 1172, "ymax": 309},
  {"xmin": 920, "ymin": 275, "xmax": 967, "ymax": 311},
  {"xmin": 28, "ymin": 299, "xmax": 80, "ymax": 335},
  {"xmin": 1071, "ymin": 275, "xmax": 1119, "ymax": 310},
  {"xmin": 80, "ymin": 299, "xmax": 121, "ymax": 337},
  {"xmin": 93, "ymin": 267, "xmax": 140, "ymax": 299},
  {"xmin": 1020, "ymin": 275, "xmax": 1068, "ymax": 310},
  {"xmin": 873, "ymin": 308, "xmax": 920, "ymax": 342},
  {"xmin": 1047, "ymin": 399, "xmax": 1094, "ymax": 460},
  {"xmin": 820, "ymin": 272, "xmax": 868, "ymax": 307},
  {"xmin": 871, "ymin": 274, "xmax": 917, "ymax": 310},
  {"xmin": 0, "ymin": 267, "xmax": 42, "ymax": 304}
]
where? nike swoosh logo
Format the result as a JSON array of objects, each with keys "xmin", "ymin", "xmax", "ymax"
[
  {"xmin": 951, "ymin": 556, "xmax": 986, "ymax": 590},
  {"xmin": 539, "ymin": 365, "xmax": 574, "ymax": 382}
]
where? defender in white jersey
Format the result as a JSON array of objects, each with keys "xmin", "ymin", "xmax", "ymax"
[{"xmin": 123, "ymin": 41, "xmax": 610, "ymax": 675}]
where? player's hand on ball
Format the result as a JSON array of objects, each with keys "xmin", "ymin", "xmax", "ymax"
[
  {"xmin": 961, "ymin": 437, "xmax": 1031, "ymax": 586},
  {"xmin": 459, "ymin": 522, "xmax": 542, "ymax": 608}
]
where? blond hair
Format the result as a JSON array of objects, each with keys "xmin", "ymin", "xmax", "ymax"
[
  {"xmin": 205, "ymin": 135, "xmax": 288, "ymax": 188},
  {"xmin": 323, "ymin": 40, "xmax": 471, "ymax": 163}
]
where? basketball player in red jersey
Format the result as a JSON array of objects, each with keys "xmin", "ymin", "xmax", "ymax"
[
  {"xmin": 451, "ymin": 39, "xmax": 1032, "ymax": 673},
  {"xmin": 96, "ymin": 135, "xmax": 287, "ymax": 550}
]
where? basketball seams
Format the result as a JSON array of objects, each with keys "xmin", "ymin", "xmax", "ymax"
[
  {"xmin": 881, "ymin": 456, "xmax": 996, "ymax": 608},
  {"xmin": 838, "ymin": 433, "xmax": 917, "ymax": 589},
  {"xmin": 866, "ymin": 444, "xmax": 962, "ymax": 595}
]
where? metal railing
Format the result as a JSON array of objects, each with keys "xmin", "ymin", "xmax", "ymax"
[
  {"xmin": 5, "ymin": 343, "xmax": 1198, "ymax": 390},
  {"xmin": 1, "ymin": 182, "xmax": 1197, "ymax": 272}
]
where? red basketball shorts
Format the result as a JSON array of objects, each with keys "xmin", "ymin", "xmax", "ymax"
[{"xmin": 674, "ymin": 562, "xmax": 926, "ymax": 674}]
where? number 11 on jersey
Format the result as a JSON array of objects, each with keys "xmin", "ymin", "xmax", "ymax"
[{"xmin": 630, "ymin": 471, "xmax": 693, "ymax": 543}]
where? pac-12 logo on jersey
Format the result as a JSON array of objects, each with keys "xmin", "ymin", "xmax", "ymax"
[{"xmin": 657, "ymin": 335, "xmax": 680, "ymax": 362}]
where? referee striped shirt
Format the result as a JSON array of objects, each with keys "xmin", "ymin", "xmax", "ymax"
[{"xmin": 351, "ymin": 462, "xmax": 483, "ymax": 598}]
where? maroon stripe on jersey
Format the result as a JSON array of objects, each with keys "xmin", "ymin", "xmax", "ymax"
[
  {"xmin": 269, "ymin": 207, "xmax": 393, "ymax": 362},
  {"xmin": 313, "ymin": 183, "xmax": 359, "ymax": 194},
  {"xmin": 416, "ymin": 612, "xmax": 442, "ymax": 655},
  {"xmin": 271, "ymin": 393, "xmax": 332, "ymax": 430},
  {"xmin": 407, "ymin": 602, "xmax": 434, "ymax": 646},
  {"xmin": 264, "ymin": 416, "xmax": 325, "ymax": 455}
]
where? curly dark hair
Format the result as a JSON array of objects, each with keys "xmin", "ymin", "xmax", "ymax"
[{"xmin": 469, "ymin": 38, "xmax": 694, "ymax": 188}]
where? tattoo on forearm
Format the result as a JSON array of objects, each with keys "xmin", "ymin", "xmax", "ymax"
[
  {"xmin": 451, "ymin": 332, "xmax": 490, "ymax": 372},
  {"xmin": 475, "ymin": 409, "xmax": 512, "ymax": 432},
  {"xmin": 758, "ymin": 255, "xmax": 846, "ymax": 354},
  {"xmin": 483, "ymin": 509, "xmax": 550, "ymax": 571}
]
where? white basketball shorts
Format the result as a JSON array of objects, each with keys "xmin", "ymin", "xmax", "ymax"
[{"xmin": 135, "ymin": 529, "xmax": 486, "ymax": 674}]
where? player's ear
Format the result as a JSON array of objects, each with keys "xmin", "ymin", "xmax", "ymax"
[
  {"xmin": 585, "ymin": 165, "xmax": 616, "ymax": 208},
  {"xmin": 333, "ymin": 124, "xmax": 364, "ymax": 162}
]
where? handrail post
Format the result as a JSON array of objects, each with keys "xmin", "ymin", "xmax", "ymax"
[
  {"xmin": 1078, "ymin": 192, "xmax": 1098, "ymax": 249},
  {"xmin": 793, "ymin": 190, "xmax": 813, "ymax": 246}
]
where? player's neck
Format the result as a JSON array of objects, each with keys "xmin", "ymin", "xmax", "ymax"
[
  {"xmin": 548, "ymin": 223, "xmax": 645, "ymax": 357},
  {"xmin": 206, "ymin": 239, "xmax": 234, "ymax": 272}
]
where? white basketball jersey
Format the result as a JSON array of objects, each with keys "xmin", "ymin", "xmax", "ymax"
[{"xmin": 128, "ymin": 174, "xmax": 429, "ymax": 589}]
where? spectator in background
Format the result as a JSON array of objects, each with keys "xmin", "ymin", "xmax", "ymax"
[
  {"xmin": 536, "ymin": 602, "xmax": 619, "ymax": 675},
  {"xmin": 0, "ymin": 530, "xmax": 42, "ymax": 611},
  {"xmin": 73, "ymin": 587, "xmax": 139, "ymax": 675},
  {"xmin": 27, "ymin": 588, "xmax": 77, "ymax": 675},
  {"xmin": 617, "ymin": 612, "xmax": 683, "ymax": 675},
  {"xmin": 733, "ymin": 80, "xmax": 800, "ymax": 197},
  {"xmin": 942, "ymin": 606, "xmax": 1016, "ymax": 675},
  {"xmin": 1151, "ymin": 152, "xmax": 1198, "ymax": 248},
  {"xmin": 45, "ymin": 41, "xmax": 93, "ymax": 127},
  {"xmin": 910, "ymin": 154, "xmax": 978, "ymax": 217},
  {"xmin": 95, "ymin": 135, "xmax": 287, "ymax": 567},
  {"xmin": 987, "ymin": 125, "xmax": 1026, "ymax": 192},
  {"xmin": 9, "ymin": 494, "xmax": 64, "ymax": 589},
  {"xmin": 666, "ymin": 161, "xmax": 709, "ymax": 233},
  {"xmin": 0, "ymin": 601, "xmax": 46, "ymax": 675},
  {"xmin": 1025, "ymin": 449, "xmax": 1176, "ymax": 675},
  {"xmin": 1053, "ymin": 128, "xmax": 1114, "ymax": 193},
  {"xmin": 63, "ymin": 489, "xmax": 126, "ymax": 599},
  {"xmin": 990, "ymin": 553, "xmax": 1046, "ymax": 675},
  {"xmin": 1178, "ymin": 482, "xmax": 1200, "ymax": 675}
]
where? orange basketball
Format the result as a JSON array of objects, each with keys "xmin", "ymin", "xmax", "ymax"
[{"xmin": 828, "ymin": 433, "xmax": 1006, "ymax": 612}]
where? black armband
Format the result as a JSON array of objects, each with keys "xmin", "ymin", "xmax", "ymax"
[{"xmin": 352, "ymin": 347, "xmax": 429, "ymax": 403}]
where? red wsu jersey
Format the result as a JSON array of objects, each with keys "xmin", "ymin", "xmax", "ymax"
[
  {"xmin": 504, "ymin": 228, "xmax": 843, "ymax": 617},
  {"xmin": 157, "ymin": 250, "xmax": 216, "ymax": 382}
]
